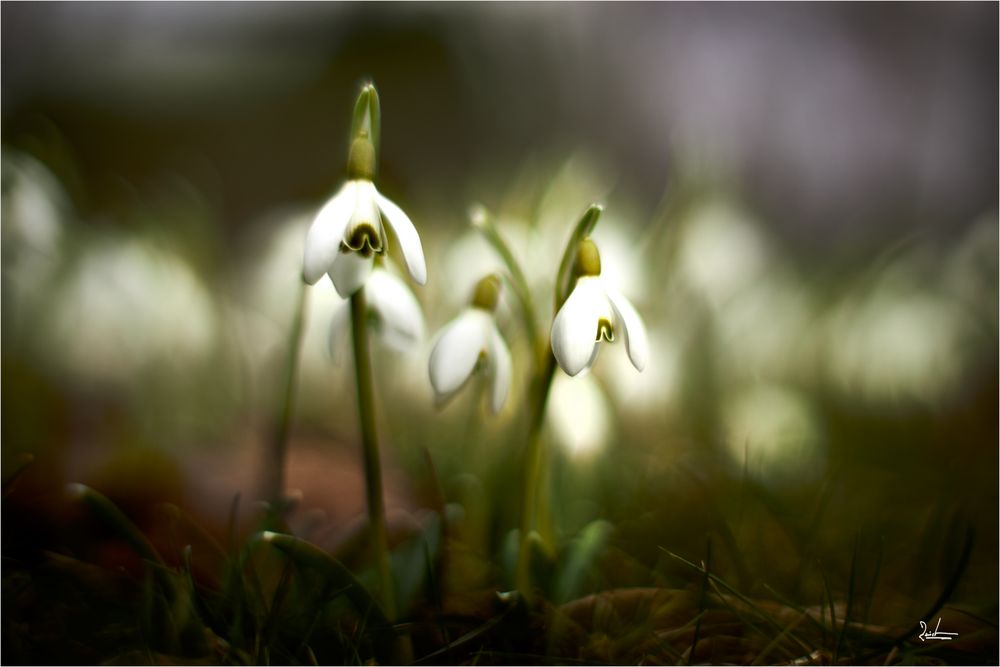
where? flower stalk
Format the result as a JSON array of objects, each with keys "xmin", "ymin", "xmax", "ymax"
[
  {"xmin": 262, "ymin": 279, "xmax": 309, "ymax": 507},
  {"xmin": 515, "ymin": 347, "xmax": 558, "ymax": 598},
  {"xmin": 349, "ymin": 286, "xmax": 397, "ymax": 622},
  {"xmin": 471, "ymin": 205, "xmax": 541, "ymax": 357},
  {"xmin": 515, "ymin": 204, "xmax": 604, "ymax": 599}
]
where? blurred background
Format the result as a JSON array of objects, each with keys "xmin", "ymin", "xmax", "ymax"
[{"xmin": 2, "ymin": 2, "xmax": 997, "ymax": 664}]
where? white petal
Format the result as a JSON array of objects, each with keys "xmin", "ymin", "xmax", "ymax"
[
  {"xmin": 550, "ymin": 277, "xmax": 606, "ymax": 376},
  {"xmin": 366, "ymin": 268, "xmax": 425, "ymax": 352},
  {"xmin": 328, "ymin": 250, "xmax": 373, "ymax": 298},
  {"xmin": 488, "ymin": 325, "xmax": 512, "ymax": 414},
  {"xmin": 346, "ymin": 180, "xmax": 382, "ymax": 247},
  {"xmin": 428, "ymin": 309, "xmax": 490, "ymax": 397},
  {"xmin": 607, "ymin": 286, "xmax": 649, "ymax": 372},
  {"xmin": 303, "ymin": 182, "xmax": 355, "ymax": 285},
  {"xmin": 374, "ymin": 188, "xmax": 427, "ymax": 285}
]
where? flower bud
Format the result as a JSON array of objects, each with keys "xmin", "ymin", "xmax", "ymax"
[{"xmin": 471, "ymin": 273, "xmax": 502, "ymax": 311}]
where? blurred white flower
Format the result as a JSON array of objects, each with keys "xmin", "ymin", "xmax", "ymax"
[
  {"xmin": 546, "ymin": 372, "xmax": 611, "ymax": 459},
  {"xmin": 43, "ymin": 236, "xmax": 217, "ymax": 386},
  {"xmin": 599, "ymin": 321, "xmax": 680, "ymax": 414},
  {"xmin": 550, "ymin": 239, "xmax": 648, "ymax": 377},
  {"xmin": 302, "ymin": 179, "xmax": 426, "ymax": 297},
  {"xmin": 428, "ymin": 275, "xmax": 512, "ymax": 414},
  {"xmin": 2, "ymin": 151, "xmax": 70, "ymax": 332},
  {"xmin": 589, "ymin": 216, "xmax": 649, "ymax": 302},
  {"xmin": 329, "ymin": 263, "xmax": 425, "ymax": 357},
  {"xmin": 2, "ymin": 150, "xmax": 67, "ymax": 258},
  {"xmin": 827, "ymin": 285, "xmax": 967, "ymax": 404},
  {"xmin": 722, "ymin": 383, "xmax": 825, "ymax": 485},
  {"xmin": 714, "ymin": 267, "xmax": 815, "ymax": 381},
  {"xmin": 677, "ymin": 199, "xmax": 768, "ymax": 305}
]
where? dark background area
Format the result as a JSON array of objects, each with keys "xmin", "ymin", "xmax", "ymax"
[{"xmin": 3, "ymin": 2, "xmax": 997, "ymax": 248}]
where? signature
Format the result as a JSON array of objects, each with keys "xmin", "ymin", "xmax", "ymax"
[{"xmin": 918, "ymin": 618, "xmax": 958, "ymax": 641}]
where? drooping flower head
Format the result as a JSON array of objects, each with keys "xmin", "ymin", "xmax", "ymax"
[
  {"xmin": 550, "ymin": 238, "xmax": 648, "ymax": 377},
  {"xmin": 428, "ymin": 274, "xmax": 512, "ymax": 414},
  {"xmin": 328, "ymin": 261, "xmax": 425, "ymax": 357},
  {"xmin": 302, "ymin": 83, "xmax": 426, "ymax": 297}
]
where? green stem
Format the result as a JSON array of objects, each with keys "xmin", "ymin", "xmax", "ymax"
[
  {"xmin": 349, "ymin": 287, "xmax": 397, "ymax": 622},
  {"xmin": 515, "ymin": 348, "xmax": 558, "ymax": 599},
  {"xmin": 471, "ymin": 205, "xmax": 541, "ymax": 354},
  {"xmin": 262, "ymin": 280, "xmax": 308, "ymax": 506},
  {"xmin": 514, "ymin": 203, "xmax": 603, "ymax": 601}
]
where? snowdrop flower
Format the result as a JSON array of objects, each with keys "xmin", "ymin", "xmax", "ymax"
[
  {"xmin": 428, "ymin": 274, "xmax": 512, "ymax": 414},
  {"xmin": 301, "ymin": 84, "xmax": 426, "ymax": 297},
  {"xmin": 329, "ymin": 263, "xmax": 425, "ymax": 356},
  {"xmin": 551, "ymin": 238, "xmax": 649, "ymax": 377},
  {"xmin": 547, "ymin": 372, "xmax": 611, "ymax": 459}
]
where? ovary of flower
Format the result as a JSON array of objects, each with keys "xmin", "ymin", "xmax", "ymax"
[
  {"xmin": 550, "ymin": 275, "xmax": 649, "ymax": 377},
  {"xmin": 328, "ymin": 266, "xmax": 425, "ymax": 356},
  {"xmin": 428, "ymin": 308, "xmax": 512, "ymax": 414},
  {"xmin": 302, "ymin": 179, "xmax": 426, "ymax": 298}
]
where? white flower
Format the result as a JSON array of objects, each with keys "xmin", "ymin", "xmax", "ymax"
[
  {"xmin": 329, "ymin": 265, "xmax": 425, "ymax": 356},
  {"xmin": 428, "ymin": 276, "xmax": 512, "ymax": 414},
  {"xmin": 302, "ymin": 179, "xmax": 426, "ymax": 297},
  {"xmin": 550, "ymin": 239, "xmax": 649, "ymax": 377},
  {"xmin": 547, "ymin": 372, "xmax": 611, "ymax": 459}
]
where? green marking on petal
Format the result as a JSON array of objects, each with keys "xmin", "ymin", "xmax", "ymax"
[
  {"xmin": 341, "ymin": 223, "xmax": 384, "ymax": 257},
  {"xmin": 596, "ymin": 317, "xmax": 615, "ymax": 342}
]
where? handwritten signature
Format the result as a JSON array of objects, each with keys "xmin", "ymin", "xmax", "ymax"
[{"xmin": 918, "ymin": 618, "xmax": 958, "ymax": 641}]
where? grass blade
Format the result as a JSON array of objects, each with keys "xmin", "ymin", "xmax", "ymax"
[
  {"xmin": 688, "ymin": 538, "xmax": 712, "ymax": 665},
  {"xmin": 858, "ymin": 522, "xmax": 975, "ymax": 662},
  {"xmin": 663, "ymin": 548, "xmax": 813, "ymax": 657},
  {"xmin": 554, "ymin": 519, "xmax": 614, "ymax": 604},
  {"xmin": 260, "ymin": 531, "xmax": 394, "ymax": 635},
  {"xmin": 835, "ymin": 535, "xmax": 860, "ymax": 661}
]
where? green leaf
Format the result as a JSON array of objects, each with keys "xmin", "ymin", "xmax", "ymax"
[
  {"xmin": 553, "ymin": 519, "xmax": 613, "ymax": 604},
  {"xmin": 260, "ymin": 531, "xmax": 394, "ymax": 637},
  {"xmin": 390, "ymin": 513, "xmax": 443, "ymax": 615},
  {"xmin": 514, "ymin": 529, "xmax": 555, "ymax": 597},
  {"xmin": 66, "ymin": 483, "xmax": 165, "ymax": 570}
]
